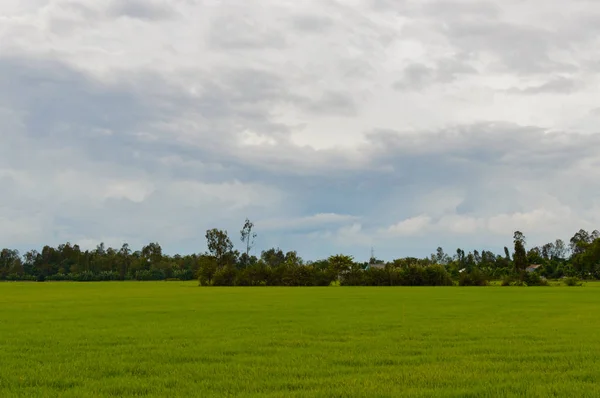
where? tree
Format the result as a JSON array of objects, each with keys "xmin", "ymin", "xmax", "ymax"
[
  {"xmin": 206, "ymin": 228, "xmax": 234, "ymax": 268},
  {"xmin": 261, "ymin": 248, "xmax": 285, "ymax": 268},
  {"xmin": 197, "ymin": 255, "xmax": 218, "ymax": 286},
  {"xmin": 284, "ymin": 251, "xmax": 303, "ymax": 267},
  {"xmin": 503, "ymin": 246, "xmax": 512, "ymax": 261},
  {"xmin": 570, "ymin": 229, "xmax": 591, "ymax": 256},
  {"xmin": 513, "ymin": 231, "xmax": 528, "ymax": 279},
  {"xmin": 141, "ymin": 242, "xmax": 163, "ymax": 268},
  {"xmin": 0, "ymin": 249, "xmax": 21, "ymax": 279},
  {"xmin": 553, "ymin": 239, "xmax": 567, "ymax": 260},
  {"xmin": 118, "ymin": 243, "xmax": 132, "ymax": 279},
  {"xmin": 240, "ymin": 218, "xmax": 257, "ymax": 257},
  {"xmin": 328, "ymin": 254, "xmax": 354, "ymax": 277}
]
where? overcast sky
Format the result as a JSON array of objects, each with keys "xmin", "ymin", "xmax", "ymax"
[{"xmin": 1, "ymin": 0, "xmax": 600, "ymax": 260}]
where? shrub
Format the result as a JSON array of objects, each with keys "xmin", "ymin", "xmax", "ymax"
[
  {"xmin": 5, "ymin": 273, "xmax": 36, "ymax": 281},
  {"xmin": 524, "ymin": 272, "xmax": 548, "ymax": 286},
  {"xmin": 172, "ymin": 269, "xmax": 194, "ymax": 281},
  {"xmin": 500, "ymin": 275, "xmax": 513, "ymax": 286},
  {"xmin": 313, "ymin": 269, "xmax": 336, "ymax": 286},
  {"xmin": 458, "ymin": 269, "xmax": 488, "ymax": 286},
  {"xmin": 563, "ymin": 277, "xmax": 583, "ymax": 287},
  {"xmin": 362, "ymin": 267, "xmax": 390, "ymax": 286},
  {"xmin": 340, "ymin": 267, "xmax": 366, "ymax": 286},
  {"xmin": 212, "ymin": 266, "xmax": 236, "ymax": 286},
  {"xmin": 398, "ymin": 265, "xmax": 425, "ymax": 286},
  {"xmin": 46, "ymin": 273, "xmax": 69, "ymax": 281},
  {"xmin": 423, "ymin": 265, "xmax": 454, "ymax": 286}
]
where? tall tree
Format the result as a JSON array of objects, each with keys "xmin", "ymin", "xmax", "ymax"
[
  {"xmin": 570, "ymin": 229, "xmax": 591, "ymax": 256},
  {"xmin": 513, "ymin": 231, "xmax": 528, "ymax": 278},
  {"xmin": 328, "ymin": 254, "xmax": 354, "ymax": 277},
  {"xmin": 503, "ymin": 246, "xmax": 512, "ymax": 261},
  {"xmin": 553, "ymin": 239, "xmax": 567, "ymax": 260},
  {"xmin": 261, "ymin": 248, "xmax": 285, "ymax": 268},
  {"xmin": 118, "ymin": 243, "xmax": 132, "ymax": 279},
  {"xmin": 240, "ymin": 218, "xmax": 257, "ymax": 257},
  {"xmin": 206, "ymin": 228, "xmax": 234, "ymax": 268}
]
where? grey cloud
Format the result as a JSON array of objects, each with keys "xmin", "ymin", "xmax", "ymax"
[
  {"xmin": 290, "ymin": 14, "xmax": 333, "ymax": 33},
  {"xmin": 393, "ymin": 64, "xmax": 434, "ymax": 90},
  {"xmin": 2, "ymin": 53, "xmax": 600, "ymax": 258},
  {"xmin": 421, "ymin": 0, "xmax": 500, "ymax": 18},
  {"xmin": 300, "ymin": 91, "xmax": 357, "ymax": 116},
  {"xmin": 107, "ymin": 0, "xmax": 178, "ymax": 21},
  {"xmin": 507, "ymin": 77, "xmax": 580, "ymax": 95},
  {"xmin": 441, "ymin": 20, "xmax": 577, "ymax": 75},
  {"xmin": 393, "ymin": 57, "xmax": 477, "ymax": 90},
  {"xmin": 368, "ymin": 0, "xmax": 409, "ymax": 12},
  {"xmin": 2, "ymin": 0, "xmax": 600, "ymax": 259},
  {"xmin": 59, "ymin": 2, "xmax": 101, "ymax": 19},
  {"xmin": 208, "ymin": 12, "xmax": 286, "ymax": 50}
]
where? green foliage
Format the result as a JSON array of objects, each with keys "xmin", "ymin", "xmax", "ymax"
[
  {"xmin": 523, "ymin": 272, "xmax": 549, "ymax": 286},
  {"xmin": 458, "ymin": 269, "xmax": 489, "ymax": 286},
  {"xmin": 205, "ymin": 228, "xmax": 234, "ymax": 267},
  {"xmin": 563, "ymin": 277, "xmax": 583, "ymax": 287},
  {"xmin": 197, "ymin": 256, "xmax": 218, "ymax": 286},
  {"xmin": 502, "ymin": 273, "xmax": 549, "ymax": 287},
  {"xmin": 327, "ymin": 254, "xmax": 355, "ymax": 278},
  {"xmin": 340, "ymin": 264, "xmax": 453, "ymax": 287},
  {"xmin": 135, "ymin": 269, "xmax": 165, "ymax": 281},
  {"xmin": 513, "ymin": 231, "xmax": 528, "ymax": 276},
  {"xmin": 3, "ymin": 227, "xmax": 600, "ymax": 286},
  {"xmin": 212, "ymin": 266, "xmax": 237, "ymax": 286}
]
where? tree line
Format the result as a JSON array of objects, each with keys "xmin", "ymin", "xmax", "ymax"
[{"xmin": 1, "ymin": 219, "xmax": 599, "ymax": 286}]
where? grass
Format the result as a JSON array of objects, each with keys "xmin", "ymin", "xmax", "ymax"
[{"xmin": 1, "ymin": 282, "xmax": 600, "ymax": 397}]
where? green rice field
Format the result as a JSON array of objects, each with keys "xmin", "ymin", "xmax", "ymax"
[{"xmin": 1, "ymin": 282, "xmax": 600, "ymax": 397}]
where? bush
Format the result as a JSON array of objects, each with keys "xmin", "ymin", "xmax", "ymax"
[
  {"xmin": 362, "ymin": 268, "xmax": 390, "ymax": 286},
  {"xmin": 423, "ymin": 264, "xmax": 454, "ymax": 286},
  {"xmin": 135, "ymin": 269, "xmax": 165, "ymax": 281},
  {"xmin": 458, "ymin": 269, "xmax": 488, "ymax": 286},
  {"xmin": 212, "ymin": 266, "xmax": 236, "ymax": 286},
  {"xmin": 5, "ymin": 273, "xmax": 36, "ymax": 281},
  {"xmin": 340, "ymin": 267, "xmax": 366, "ymax": 286},
  {"xmin": 563, "ymin": 277, "xmax": 582, "ymax": 287},
  {"xmin": 344, "ymin": 264, "xmax": 453, "ymax": 287},
  {"xmin": 46, "ymin": 273, "xmax": 69, "ymax": 281},
  {"xmin": 313, "ymin": 269, "xmax": 336, "ymax": 286},
  {"xmin": 524, "ymin": 272, "xmax": 548, "ymax": 286},
  {"xmin": 398, "ymin": 265, "xmax": 425, "ymax": 286},
  {"xmin": 172, "ymin": 269, "xmax": 194, "ymax": 281}
]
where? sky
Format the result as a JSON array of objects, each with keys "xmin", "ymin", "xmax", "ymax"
[{"xmin": 1, "ymin": 0, "xmax": 600, "ymax": 261}]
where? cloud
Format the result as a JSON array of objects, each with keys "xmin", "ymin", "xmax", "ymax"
[
  {"xmin": 507, "ymin": 77, "xmax": 580, "ymax": 95},
  {"xmin": 290, "ymin": 14, "xmax": 333, "ymax": 33},
  {"xmin": 387, "ymin": 215, "xmax": 432, "ymax": 236},
  {"xmin": 260, "ymin": 213, "xmax": 360, "ymax": 232},
  {"xmin": 0, "ymin": 0, "xmax": 600, "ymax": 261},
  {"xmin": 107, "ymin": 0, "xmax": 178, "ymax": 21},
  {"xmin": 393, "ymin": 58, "xmax": 477, "ymax": 90}
]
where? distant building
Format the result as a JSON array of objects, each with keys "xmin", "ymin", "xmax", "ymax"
[
  {"xmin": 366, "ymin": 263, "xmax": 386, "ymax": 270},
  {"xmin": 525, "ymin": 264, "xmax": 542, "ymax": 273}
]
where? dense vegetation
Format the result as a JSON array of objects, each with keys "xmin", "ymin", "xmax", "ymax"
[
  {"xmin": 2, "ymin": 283, "xmax": 600, "ymax": 397},
  {"xmin": 1, "ymin": 219, "xmax": 599, "ymax": 286}
]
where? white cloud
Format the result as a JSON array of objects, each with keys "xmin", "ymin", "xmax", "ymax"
[
  {"xmin": 387, "ymin": 215, "xmax": 432, "ymax": 236},
  {"xmin": 260, "ymin": 213, "xmax": 360, "ymax": 231}
]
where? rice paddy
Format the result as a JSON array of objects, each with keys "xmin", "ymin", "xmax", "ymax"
[{"xmin": 1, "ymin": 282, "xmax": 599, "ymax": 397}]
